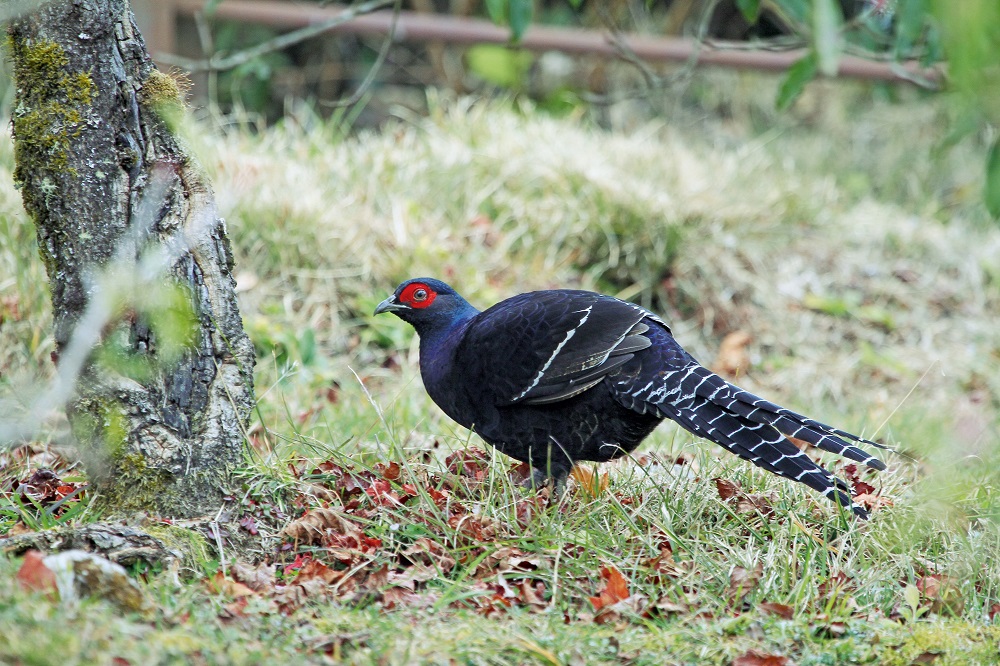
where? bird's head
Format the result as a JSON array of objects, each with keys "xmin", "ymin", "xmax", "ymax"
[{"xmin": 374, "ymin": 278, "xmax": 478, "ymax": 336}]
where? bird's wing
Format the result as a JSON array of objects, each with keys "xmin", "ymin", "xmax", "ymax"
[{"xmin": 458, "ymin": 290, "xmax": 661, "ymax": 406}]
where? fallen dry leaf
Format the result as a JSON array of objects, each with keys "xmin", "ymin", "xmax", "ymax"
[
  {"xmin": 711, "ymin": 330, "xmax": 752, "ymax": 377},
  {"xmin": 230, "ymin": 560, "xmax": 276, "ymax": 592},
  {"xmin": 281, "ymin": 507, "xmax": 342, "ymax": 544},
  {"xmin": 731, "ymin": 649, "xmax": 795, "ymax": 666},
  {"xmin": 401, "ymin": 537, "xmax": 456, "ymax": 572},
  {"xmin": 365, "ymin": 478, "xmax": 401, "ymax": 506},
  {"xmin": 727, "ymin": 563, "xmax": 763, "ymax": 606},
  {"xmin": 445, "ymin": 447, "xmax": 491, "ymax": 481},
  {"xmin": 375, "ymin": 461, "xmax": 401, "ymax": 481},
  {"xmin": 714, "ymin": 477, "xmax": 742, "ymax": 501},
  {"xmin": 643, "ymin": 595, "xmax": 688, "ymax": 618},
  {"xmin": 589, "ymin": 565, "xmax": 630, "ymax": 612},
  {"xmin": 759, "ymin": 601, "xmax": 794, "ymax": 620},
  {"xmin": 736, "ymin": 491, "xmax": 777, "ymax": 517},
  {"xmin": 818, "ymin": 572, "xmax": 855, "ymax": 600},
  {"xmin": 813, "ymin": 621, "xmax": 848, "ymax": 638},
  {"xmin": 571, "ymin": 464, "xmax": 609, "ymax": 497},
  {"xmin": 787, "ymin": 436, "xmax": 813, "ymax": 453},
  {"xmin": 917, "ymin": 574, "xmax": 965, "ymax": 615},
  {"xmin": 209, "ymin": 571, "xmax": 256, "ymax": 598},
  {"xmin": 15, "ymin": 550, "xmax": 57, "ymax": 597},
  {"xmin": 852, "ymin": 492, "xmax": 894, "ymax": 512}
]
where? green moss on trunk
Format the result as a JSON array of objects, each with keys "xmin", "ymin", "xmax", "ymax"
[{"xmin": 7, "ymin": 35, "xmax": 94, "ymax": 196}]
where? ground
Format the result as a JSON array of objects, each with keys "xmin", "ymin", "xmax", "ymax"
[{"xmin": 1, "ymin": 73, "xmax": 999, "ymax": 664}]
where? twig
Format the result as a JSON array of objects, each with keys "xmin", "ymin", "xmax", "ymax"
[
  {"xmin": 322, "ymin": 0, "xmax": 402, "ymax": 108},
  {"xmin": 158, "ymin": 0, "xmax": 393, "ymax": 73},
  {"xmin": 587, "ymin": 0, "xmax": 721, "ymax": 105},
  {"xmin": 871, "ymin": 361, "xmax": 938, "ymax": 445}
]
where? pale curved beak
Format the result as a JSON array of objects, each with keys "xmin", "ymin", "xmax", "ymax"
[{"xmin": 374, "ymin": 296, "xmax": 407, "ymax": 315}]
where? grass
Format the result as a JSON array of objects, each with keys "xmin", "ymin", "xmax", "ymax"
[{"xmin": 1, "ymin": 71, "xmax": 1000, "ymax": 663}]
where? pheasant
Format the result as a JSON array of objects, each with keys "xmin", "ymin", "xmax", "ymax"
[{"xmin": 375, "ymin": 278, "xmax": 887, "ymax": 518}]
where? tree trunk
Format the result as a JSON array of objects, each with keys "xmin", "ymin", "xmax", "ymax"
[{"xmin": 8, "ymin": 0, "xmax": 255, "ymax": 518}]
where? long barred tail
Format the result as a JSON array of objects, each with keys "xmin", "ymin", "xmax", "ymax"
[
  {"xmin": 662, "ymin": 399, "xmax": 866, "ymax": 518},
  {"xmin": 680, "ymin": 364, "xmax": 888, "ymax": 469},
  {"xmin": 618, "ymin": 354, "xmax": 886, "ymax": 518}
]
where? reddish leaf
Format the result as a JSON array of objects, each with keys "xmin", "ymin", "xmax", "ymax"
[
  {"xmin": 508, "ymin": 461, "xmax": 532, "ymax": 484},
  {"xmin": 376, "ymin": 462, "xmax": 401, "ymax": 481},
  {"xmin": 296, "ymin": 559, "xmax": 343, "ymax": 584},
  {"xmin": 365, "ymin": 478, "xmax": 400, "ymax": 506},
  {"xmin": 732, "ymin": 649, "xmax": 794, "ymax": 666},
  {"xmin": 759, "ymin": 601, "xmax": 794, "ymax": 619},
  {"xmin": 283, "ymin": 553, "xmax": 312, "ymax": 576},
  {"xmin": 16, "ymin": 551, "xmax": 57, "ymax": 597},
  {"xmin": 851, "ymin": 480, "xmax": 876, "ymax": 496},
  {"xmin": 917, "ymin": 574, "xmax": 964, "ymax": 615},
  {"xmin": 445, "ymin": 447, "xmax": 490, "ymax": 480},
  {"xmin": 209, "ymin": 571, "xmax": 255, "ymax": 598},
  {"xmin": 518, "ymin": 579, "xmax": 549, "ymax": 612},
  {"xmin": 714, "ymin": 478, "xmax": 742, "ymax": 501},
  {"xmin": 239, "ymin": 515, "xmax": 259, "ymax": 535},
  {"xmin": 589, "ymin": 565, "xmax": 630, "ymax": 611},
  {"xmin": 787, "ymin": 436, "xmax": 813, "ymax": 452},
  {"xmin": 818, "ymin": 572, "xmax": 854, "ymax": 599},
  {"xmin": 989, "ymin": 602, "xmax": 1000, "ymax": 621},
  {"xmin": 647, "ymin": 545, "xmax": 687, "ymax": 580}
]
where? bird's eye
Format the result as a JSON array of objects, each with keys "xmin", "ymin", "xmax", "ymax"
[{"xmin": 413, "ymin": 288, "xmax": 428, "ymax": 301}]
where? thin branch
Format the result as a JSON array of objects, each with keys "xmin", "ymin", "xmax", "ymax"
[
  {"xmin": 587, "ymin": 0, "xmax": 722, "ymax": 105},
  {"xmin": 158, "ymin": 0, "xmax": 394, "ymax": 73},
  {"xmin": 322, "ymin": 0, "xmax": 402, "ymax": 108}
]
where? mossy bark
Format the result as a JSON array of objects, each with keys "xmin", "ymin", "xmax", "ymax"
[{"xmin": 7, "ymin": 1, "xmax": 255, "ymax": 518}]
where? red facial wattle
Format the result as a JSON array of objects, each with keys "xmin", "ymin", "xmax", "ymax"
[{"xmin": 399, "ymin": 282, "xmax": 437, "ymax": 309}]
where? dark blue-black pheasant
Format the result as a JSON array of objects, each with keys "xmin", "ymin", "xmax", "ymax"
[{"xmin": 375, "ymin": 278, "xmax": 887, "ymax": 518}]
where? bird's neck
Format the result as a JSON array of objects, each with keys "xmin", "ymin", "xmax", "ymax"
[{"xmin": 416, "ymin": 309, "xmax": 477, "ymax": 393}]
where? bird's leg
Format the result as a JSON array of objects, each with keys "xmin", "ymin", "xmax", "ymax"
[{"xmin": 523, "ymin": 466, "xmax": 549, "ymax": 490}]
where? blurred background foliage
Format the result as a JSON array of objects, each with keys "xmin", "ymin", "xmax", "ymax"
[{"xmin": 128, "ymin": 0, "xmax": 1000, "ymax": 215}]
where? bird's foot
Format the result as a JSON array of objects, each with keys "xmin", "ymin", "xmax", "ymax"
[
  {"xmin": 519, "ymin": 467, "xmax": 567, "ymax": 505},
  {"xmin": 519, "ymin": 467, "xmax": 549, "ymax": 491}
]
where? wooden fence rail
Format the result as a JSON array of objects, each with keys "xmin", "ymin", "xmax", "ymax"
[{"xmin": 132, "ymin": 0, "xmax": 941, "ymax": 86}]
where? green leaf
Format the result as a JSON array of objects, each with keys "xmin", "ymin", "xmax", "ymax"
[
  {"xmin": 813, "ymin": 0, "xmax": 843, "ymax": 77},
  {"xmin": 776, "ymin": 52, "xmax": 817, "ymax": 111},
  {"xmin": 893, "ymin": 0, "xmax": 928, "ymax": 57},
  {"xmin": 566, "ymin": 0, "xmax": 584, "ymax": 8},
  {"xmin": 735, "ymin": 0, "xmax": 761, "ymax": 23},
  {"xmin": 466, "ymin": 45, "xmax": 533, "ymax": 88},
  {"xmin": 986, "ymin": 137, "xmax": 1000, "ymax": 219},
  {"xmin": 509, "ymin": 0, "xmax": 534, "ymax": 42},
  {"xmin": 484, "ymin": 0, "xmax": 506, "ymax": 24}
]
